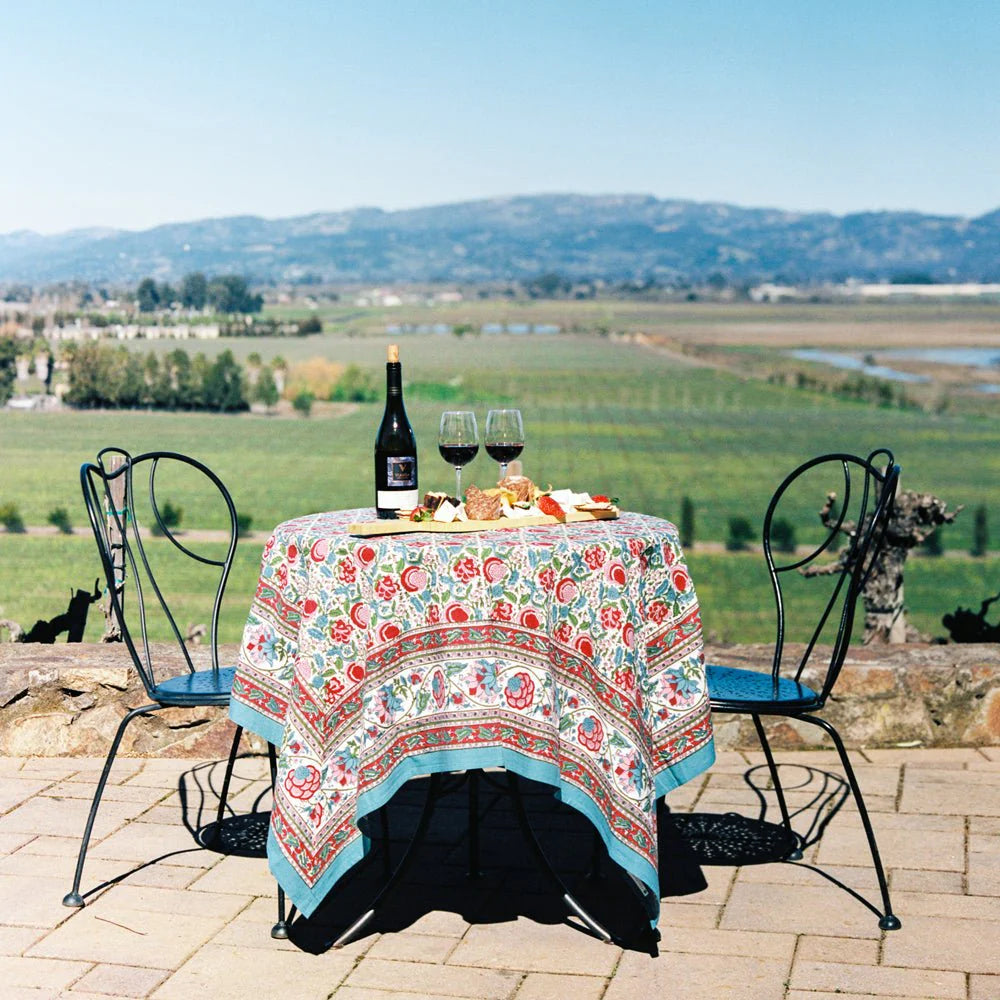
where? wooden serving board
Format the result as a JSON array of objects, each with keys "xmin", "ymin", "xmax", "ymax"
[{"xmin": 348, "ymin": 507, "xmax": 619, "ymax": 537}]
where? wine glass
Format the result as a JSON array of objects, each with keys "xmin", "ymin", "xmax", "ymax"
[
  {"xmin": 484, "ymin": 408, "xmax": 524, "ymax": 480},
  {"xmin": 438, "ymin": 410, "xmax": 479, "ymax": 498}
]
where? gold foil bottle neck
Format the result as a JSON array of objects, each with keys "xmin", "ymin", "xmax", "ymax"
[{"xmin": 387, "ymin": 344, "xmax": 399, "ymax": 363}]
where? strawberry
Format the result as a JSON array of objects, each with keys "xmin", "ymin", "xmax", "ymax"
[{"xmin": 537, "ymin": 495, "xmax": 564, "ymax": 518}]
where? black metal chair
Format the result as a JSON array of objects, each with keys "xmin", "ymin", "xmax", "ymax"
[
  {"xmin": 63, "ymin": 447, "xmax": 272, "ymax": 908},
  {"xmin": 705, "ymin": 449, "xmax": 902, "ymax": 930}
]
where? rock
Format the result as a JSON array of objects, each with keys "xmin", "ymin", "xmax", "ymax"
[
  {"xmin": 66, "ymin": 692, "xmax": 97, "ymax": 712},
  {"xmin": 0, "ymin": 640, "xmax": 996, "ymax": 755},
  {"xmin": 6, "ymin": 712, "xmax": 74, "ymax": 757},
  {"xmin": 28, "ymin": 667, "xmax": 59, "ymax": 691},
  {"xmin": 59, "ymin": 666, "xmax": 130, "ymax": 692},
  {"xmin": 0, "ymin": 669, "xmax": 28, "ymax": 708}
]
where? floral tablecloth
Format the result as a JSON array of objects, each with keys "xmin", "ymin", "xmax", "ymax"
[{"xmin": 230, "ymin": 508, "xmax": 714, "ymax": 922}]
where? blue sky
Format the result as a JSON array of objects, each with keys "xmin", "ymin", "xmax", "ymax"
[{"xmin": 2, "ymin": 0, "xmax": 997, "ymax": 233}]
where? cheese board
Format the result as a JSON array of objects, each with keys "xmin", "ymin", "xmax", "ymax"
[{"xmin": 348, "ymin": 507, "xmax": 619, "ymax": 537}]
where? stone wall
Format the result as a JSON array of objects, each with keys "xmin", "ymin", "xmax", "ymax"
[{"xmin": 0, "ymin": 641, "xmax": 998, "ymax": 757}]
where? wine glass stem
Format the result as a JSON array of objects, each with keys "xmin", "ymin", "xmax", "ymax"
[
  {"xmin": 455, "ymin": 466, "xmax": 462, "ymax": 498},
  {"xmin": 499, "ymin": 462, "xmax": 508, "ymax": 479}
]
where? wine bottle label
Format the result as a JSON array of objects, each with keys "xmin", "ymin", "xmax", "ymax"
[
  {"xmin": 377, "ymin": 489, "xmax": 419, "ymax": 508},
  {"xmin": 384, "ymin": 456, "xmax": 416, "ymax": 487}
]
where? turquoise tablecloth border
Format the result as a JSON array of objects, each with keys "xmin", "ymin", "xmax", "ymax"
[{"xmin": 232, "ymin": 697, "xmax": 715, "ymax": 926}]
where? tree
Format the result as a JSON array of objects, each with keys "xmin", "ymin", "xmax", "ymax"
[
  {"xmin": 972, "ymin": 505, "xmax": 989, "ymax": 557},
  {"xmin": 168, "ymin": 349, "xmax": 201, "ymax": 409},
  {"xmin": 679, "ymin": 496, "xmax": 695, "ymax": 548},
  {"xmin": 254, "ymin": 365, "xmax": 280, "ymax": 410},
  {"xmin": 150, "ymin": 500, "xmax": 183, "ymax": 537},
  {"xmin": 770, "ymin": 517, "xmax": 797, "ymax": 553},
  {"xmin": 923, "ymin": 528, "xmax": 944, "ymax": 556},
  {"xmin": 0, "ymin": 503, "xmax": 25, "ymax": 533},
  {"xmin": 47, "ymin": 507, "xmax": 73, "ymax": 534},
  {"xmin": 526, "ymin": 272, "xmax": 570, "ymax": 299},
  {"xmin": 207, "ymin": 275, "xmax": 263, "ymax": 314},
  {"xmin": 292, "ymin": 390, "xmax": 314, "ymax": 417},
  {"xmin": 136, "ymin": 278, "xmax": 160, "ymax": 313},
  {"xmin": 726, "ymin": 516, "xmax": 755, "ymax": 551},
  {"xmin": 64, "ymin": 342, "xmax": 115, "ymax": 407},
  {"xmin": 201, "ymin": 350, "xmax": 248, "ymax": 411},
  {"xmin": 330, "ymin": 364, "xmax": 378, "ymax": 402},
  {"xmin": 809, "ymin": 487, "xmax": 962, "ymax": 643},
  {"xmin": 296, "ymin": 316, "xmax": 322, "ymax": 335},
  {"xmin": 145, "ymin": 354, "xmax": 172, "ymax": 408},
  {"xmin": 0, "ymin": 336, "xmax": 17, "ymax": 405},
  {"xmin": 180, "ymin": 272, "xmax": 209, "ymax": 310}
]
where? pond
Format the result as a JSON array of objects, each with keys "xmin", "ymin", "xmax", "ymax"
[{"xmin": 788, "ymin": 346, "xmax": 1000, "ymax": 391}]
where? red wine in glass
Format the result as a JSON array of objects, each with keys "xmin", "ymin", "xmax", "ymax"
[
  {"xmin": 484, "ymin": 442, "xmax": 524, "ymax": 466},
  {"xmin": 485, "ymin": 409, "xmax": 524, "ymax": 479},
  {"xmin": 438, "ymin": 411, "xmax": 479, "ymax": 497},
  {"xmin": 439, "ymin": 443, "xmax": 479, "ymax": 467}
]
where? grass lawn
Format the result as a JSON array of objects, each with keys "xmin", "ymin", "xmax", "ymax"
[
  {"xmin": 2, "ymin": 325, "xmax": 998, "ymax": 642},
  {"xmin": 1, "ymin": 533, "xmax": 992, "ymax": 646}
]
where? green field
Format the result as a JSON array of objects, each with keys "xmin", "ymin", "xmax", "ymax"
[
  {"xmin": 2, "ymin": 318, "xmax": 998, "ymax": 643},
  {"xmin": 0, "ymin": 534, "xmax": 992, "ymax": 646}
]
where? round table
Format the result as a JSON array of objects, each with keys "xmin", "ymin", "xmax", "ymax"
[{"xmin": 231, "ymin": 508, "xmax": 714, "ymax": 923}]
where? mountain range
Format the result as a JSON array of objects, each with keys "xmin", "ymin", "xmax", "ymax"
[{"xmin": 1, "ymin": 194, "xmax": 998, "ymax": 286}]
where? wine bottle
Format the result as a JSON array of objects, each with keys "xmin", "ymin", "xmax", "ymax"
[{"xmin": 374, "ymin": 344, "xmax": 418, "ymax": 518}]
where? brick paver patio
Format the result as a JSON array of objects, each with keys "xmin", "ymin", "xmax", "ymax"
[{"xmin": 1, "ymin": 747, "xmax": 998, "ymax": 999}]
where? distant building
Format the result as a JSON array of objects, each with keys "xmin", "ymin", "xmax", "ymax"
[
  {"xmin": 749, "ymin": 283, "xmax": 805, "ymax": 303},
  {"xmin": 840, "ymin": 283, "xmax": 1000, "ymax": 299}
]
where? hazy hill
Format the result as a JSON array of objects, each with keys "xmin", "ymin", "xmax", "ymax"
[{"xmin": 1, "ymin": 194, "xmax": 998, "ymax": 285}]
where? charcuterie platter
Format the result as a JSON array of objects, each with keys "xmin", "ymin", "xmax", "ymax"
[
  {"xmin": 348, "ymin": 506, "xmax": 618, "ymax": 536},
  {"xmin": 349, "ymin": 476, "xmax": 619, "ymax": 536}
]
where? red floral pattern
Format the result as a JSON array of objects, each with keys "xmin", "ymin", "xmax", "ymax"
[
  {"xmin": 491, "ymin": 600, "xmax": 514, "ymax": 622},
  {"xmin": 505, "ymin": 671, "xmax": 535, "ymax": 709},
  {"xmin": 330, "ymin": 619, "xmax": 352, "ymax": 642},
  {"xmin": 453, "ymin": 557, "xmax": 478, "ymax": 583},
  {"xmin": 520, "ymin": 608, "xmax": 542, "ymax": 629},
  {"xmin": 578, "ymin": 715, "xmax": 604, "ymax": 752},
  {"xmin": 600, "ymin": 606, "xmax": 622, "ymax": 629},
  {"xmin": 482, "ymin": 556, "xmax": 508, "ymax": 583},
  {"xmin": 401, "ymin": 565, "xmax": 428, "ymax": 592},
  {"xmin": 285, "ymin": 764, "xmax": 321, "ymax": 800}
]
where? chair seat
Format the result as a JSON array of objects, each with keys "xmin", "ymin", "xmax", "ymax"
[
  {"xmin": 152, "ymin": 666, "xmax": 236, "ymax": 706},
  {"xmin": 707, "ymin": 663, "xmax": 820, "ymax": 712}
]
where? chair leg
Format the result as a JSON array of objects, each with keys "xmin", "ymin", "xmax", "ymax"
[
  {"xmin": 751, "ymin": 714, "xmax": 802, "ymax": 860},
  {"xmin": 200, "ymin": 724, "xmax": 243, "ymax": 847},
  {"xmin": 63, "ymin": 703, "xmax": 160, "ymax": 907},
  {"xmin": 801, "ymin": 714, "xmax": 901, "ymax": 931}
]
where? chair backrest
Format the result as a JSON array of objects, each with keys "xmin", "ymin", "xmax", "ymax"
[
  {"xmin": 80, "ymin": 447, "xmax": 238, "ymax": 699},
  {"xmin": 763, "ymin": 449, "xmax": 899, "ymax": 704}
]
